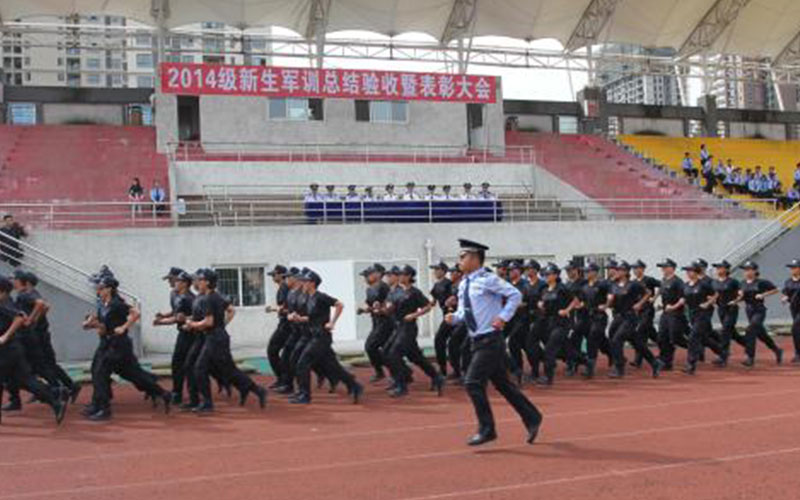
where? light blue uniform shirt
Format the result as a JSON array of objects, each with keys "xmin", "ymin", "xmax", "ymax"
[{"xmin": 452, "ymin": 268, "xmax": 522, "ymax": 337}]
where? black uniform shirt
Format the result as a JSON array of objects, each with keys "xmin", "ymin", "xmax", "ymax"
[
  {"xmin": 276, "ymin": 281, "xmax": 290, "ymax": 318},
  {"xmin": 783, "ymin": 278, "xmax": 800, "ymax": 315},
  {"xmin": 524, "ymin": 279, "xmax": 548, "ymax": 320},
  {"xmin": 387, "ymin": 285, "xmax": 405, "ymax": 322},
  {"xmin": 15, "ymin": 289, "xmax": 49, "ymax": 334},
  {"xmin": 97, "ymin": 294, "xmax": 132, "ymax": 334},
  {"xmin": 660, "ymin": 276, "xmax": 685, "ymax": 311},
  {"xmin": 0, "ymin": 298, "xmax": 23, "ymax": 351},
  {"xmin": 541, "ymin": 283, "xmax": 573, "ymax": 320},
  {"xmin": 430, "ymin": 278, "xmax": 453, "ymax": 313},
  {"xmin": 634, "ymin": 276, "xmax": 661, "ymax": 312},
  {"xmin": 305, "ymin": 291, "xmax": 337, "ymax": 330},
  {"xmin": 713, "ymin": 278, "xmax": 740, "ymax": 308},
  {"xmin": 683, "ymin": 279, "xmax": 715, "ymax": 317},
  {"xmin": 191, "ymin": 291, "xmax": 228, "ymax": 333},
  {"xmin": 394, "ymin": 286, "xmax": 429, "ymax": 321},
  {"xmin": 170, "ymin": 290, "xmax": 194, "ymax": 329},
  {"xmin": 508, "ymin": 278, "xmax": 529, "ymax": 322},
  {"xmin": 567, "ymin": 278, "xmax": 589, "ymax": 320},
  {"xmin": 741, "ymin": 279, "xmax": 776, "ymax": 313},
  {"xmin": 366, "ymin": 281, "xmax": 390, "ymax": 326},
  {"xmin": 582, "ymin": 279, "xmax": 611, "ymax": 314},
  {"xmin": 611, "ymin": 280, "xmax": 646, "ymax": 316}
]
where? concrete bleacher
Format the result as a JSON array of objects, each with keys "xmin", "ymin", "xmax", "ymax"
[
  {"xmin": 505, "ymin": 131, "xmax": 747, "ymax": 219},
  {"xmin": 0, "ymin": 125, "xmax": 167, "ymax": 202}
]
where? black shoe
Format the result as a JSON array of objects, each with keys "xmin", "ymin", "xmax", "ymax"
[
  {"xmin": 369, "ymin": 373, "xmax": 385, "ymax": 383},
  {"xmin": 288, "ymin": 393, "xmax": 310, "ymax": 404},
  {"xmin": 712, "ymin": 357, "xmax": 727, "ymax": 368},
  {"xmin": 389, "ymin": 386, "xmax": 408, "ymax": 398},
  {"xmin": 526, "ymin": 417, "xmax": 543, "ymax": 445},
  {"xmin": 328, "ymin": 380, "xmax": 339, "ymax": 394},
  {"xmin": 80, "ymin": 404, "xmax": 98, "ymax": 417},
  {"xmin": 169, "ymin": 392, "xmax": 182, "ymax": 406},
  {"xmin": 193, "ymin": 403, "xmax": 214, "ymax": 415},
  {"xmin": 467, "ymin": 431, "xmax": 497, "ymax": 446},
  {"xmin": 179, "ymin": 402, "xmax": 200, "ymax": 412},
  {"xmin": 742, "ymin": 357, "xmax": 755, "ymax": 367},
  {"xmin": 582, "ymin": 360, "xmax": 596, "ymax": 379},
  {"xmin": 161, "ymin": 393, "xmax": 171, "ymax": 415},
  {"xmin": 652, "ymin": 359, "xmax": 664, "ymax": 379},
  {"xmin": 87, "ymin": 408, "xmax": 112, "ymax": 421},
  {"xmin": 274, "ymin": 385, "xmax": 293, "ymax": 395},
  {"xmin": 2, "ymin": 401, "xmax": 21, "ymax": 412},
  {"xmin": 350, "ymin": 383, "xmax": 363, "ymax": 404},
  {"xmin": 682, "ymin": 363, "xmax": 696, "ymax": 375},
  {"xmin": 69, "ymin": 384, "xmax": 82, "ymax": 404},
  {"xmin": 607, "ymin": 367, "xmax": 624, "ymax": 379},
  {"xmin": 239, "ymin": 387, "xmax": 250, "ymax": 407},
  {"xmin": 535, "ymin": 376, "xmax": 553, "ymax": 386},
  {"xmin": 255, "ymin": 386, "xmax": 268, "ymax": 409},
  {"xmin": 432, "ymin": 375, "xmax": 445, "ymax": 396},
  {"xmin": 776, "ymin": 348, "xmax": 784, "ymax": 365}
]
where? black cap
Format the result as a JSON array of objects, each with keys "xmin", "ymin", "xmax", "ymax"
[
  {"xmin": 325, "ymin": 185, "xmax": 335, "ymax": 190},
  {"xmin": 542, "ymin": 263, "xmax": 560, "ymax": 275},
  {"xmin": 192, "ymin": 268, "xmax": 218, "ymax": 286},
  {"xmin": 448, "ymin": 264, "xmax": 462, "ymax": 273},
  {"xmin": 310, "ymin": 183, "xmax": 319, "ymax": 189},
  {"xmin": 359, "ymin": 266, "xmax": 375, "ymax": 277},
  {"xmin": 632, "ymin": 259, "xmax": 647, "ymax": 269},
  {"xmin": 712, "ymin": 260, "xmax": 732, "ymax": 269},
  {"xmin": 524, "ymin": 259, "xmax": 541, "ymax": 271},
  {"xmin": 427, "ymin": 185, "xmax": 436, "ymax": 191},
  {"xmin": 481, "ymin": 182, "xmax": 490, "ymax": 188},
  {"xmin": 681, "ymin": 260, "xmax": 703, "ymax": 272},
  {"xmin": 787, "ymin": 259, "xmax": 800, "ymax": 268},
  {"xmin": 584, "ymin": 262, "xmax": 600, "ymax": 272},
  {"xmin": 492, "ymin": 259, "xmax": 510, "ymax": 269},
  {"xmin": 12, "ymin": 269, "xmax": 28, "ymax": 282},
  {"xmin": 89, "ymin": 265, "xmax": 114, "ymax": 284},
  {"xmin": 389, "ymin": 265, "xmax": 401, "ymax": 275},
  {"xmin": 386, "ymin": 184, "xmax": 394, "ymax": 189},
  {"xmin": 697, "ymin": 258, "xmax": 709, "ymax": 269},
  {"xmin": 372, "ymin": 263, "xmax": 386, "ymax": 274},
  {"xmin": 463, "ymin": 182, "xmax": 472, "ymax": 188},
  {"xmin": 458, "ymin": 239, "xmax": 489, "ymax": 253},
  {"xmin": 739, "ymin": 260, "xmax": 759, "ymax": 270},
  {"xmin": 656, "ymin": 258, "xmax": 677, "ymax": 269},
  {"xmin": 442, "ymin": 185, "xmax": 452, "ymax": 191},
  {"xmin": 606, "ymin": 259, "xmax": 619, "ymax": 270},
  {"xmin": 564, "ymin": 258, "xmax": 581, "ymax": 271},
  {"xmin": 267, "ymin": 264, "xmax": 288, "ymax": 276},
  {"xmin": 0, "ymin": 276, "xmax": 12, "ymax": 293},
  {"xmin": 26, "ymin": 272, "xmax": 38, "ymax": 286},
  {"xmin": 429, "ymin": 261, "xmax": 448, "ymax": 272},
  {"xmin": 286, "ymin": 267, "xmax": 301, "ymax": 278},
  {"xmin": 406, "ymin": 182, "xmax": 416, "ymax": 188},
  {"xmin": 96, "ymin": 275, "xmax": 120, "ymax": 289},
  {"xmin": 299, "ymin": 269, "xmax": 322, "ymax": 286},
  {"xmin": 162, "ymin": 267, "xmax": 184, "ymax": 280},
  {"xmin": 615, "ymin": 260, "xmax": 631, "ymax": 271},
  {"xmin": 347, "ymin": 184, "xmax": 356, "ymax": 190},
  {"xmin": 507, "ymin": 259, "xmax": 524, "ymax": 271},
  {"xmin": 399, "ymin": 265, "xmax": 417, "ymax": 278}
]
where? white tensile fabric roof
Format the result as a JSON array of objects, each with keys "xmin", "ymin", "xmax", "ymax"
[{"xmin": 2, "ymin": 0, "xmax": 800, "ymax": 60}]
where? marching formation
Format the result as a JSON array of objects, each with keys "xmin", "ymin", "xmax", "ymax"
[{"xmin": 1, "ymin": 238, "xmax": 800, "ymax": 446}]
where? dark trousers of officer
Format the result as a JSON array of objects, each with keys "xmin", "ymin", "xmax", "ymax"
[
  {"xmin": 266, "ymin": 317, "xmax": 292, "ymax": 382},
  {"xmin": 687, "ymin": 312, "xmax": 723, "ymax": 365},
  {"xmin": 526, "ymin": 318, "xmax": 548, "ymax": 379},
  {"xmin": 386, "ymin": 322, "xmax": 439, "ymax": 386},
  {"xmin": 464, "ymin": 332, "xmax": 542, "ymax": 436},
  {"xmin": 295, "ymin": 331, "xmax": 357, "ymax": 398},
  {"xmin": 633, "ymin": 308, "xmax": 657, "ymax": 366},
  {"xmin": 585, "ymin": 313, "xmax": 609, "ymax": 362},
  {"xmin": 282, "ymin": 331, "xmax": 332, "ymax": 389},
  {"xmin": 791, "ymin": 308, "xmax": 800, "ymax": 357},
  {"xmin": 38, "ymin": 329, "xmax": 75, "ymax": 390},
  {"xmin": 170, "ymin": 330, "xmax": 195, "ymax": 398},
  {"xmin": 92, "ymin": 335, "xmax": 167, "ymax": 410},
  {"xmin": 506, "ymin": 317, "xmax": 529, "ymax": 377},
  {"xmin": 7, "ymin": 330, "xmax": 75, "ymax": 403},
  {"xmin": 194, "ymin": 331, "xmax": 259, "ymax": 406},
  {"xmin": 0, "ymin": 342, "xmax": 60, "ymax": 413},
  {"xmin": 447, "ymin": 324, "xmax": 468, "ymax": 378},
  {"xmin": 542, "ymin": 317, "xmax": 571, "ymax": 380},
  {"xmin": 384, "ymin": 324, "xmax": 413, "ymax": 383},
  {"xmin": 744, "ymin": 309, "xmax": 779, "ymax": 360},
  {"xmin": 610, "ymin": 313, "xmax": 657, "ymax": 371},
  {"xmin": 658, "ymin": 312, "xmax": 688, "ymax": 367},
  {"xmin": 567, "ymin": 316, "xmax": 590, "ymax": 367},
  {"xmin": 364, "ymin": 319, "xmax": 393, "ymax": 377},
  {"xmin": 434, "ymin": 320, "xmax": 454, "ymax": 376},
  {"xmin": 717, "ymin": 307, "xmax": 744, "ymax": 358}
]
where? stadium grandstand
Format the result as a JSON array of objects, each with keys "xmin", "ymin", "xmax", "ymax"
[{"xmin": 3, "ymin": 1, "xmax": 800, "ymax": 498}]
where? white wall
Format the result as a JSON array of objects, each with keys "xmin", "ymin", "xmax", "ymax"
[
  {"xmin": 30, "ymin": 218, "xmax": 766, "ymax": 358},
  {"xmin": 622, "ymin": 118, "xmax": 685, "ymax": 137},
  {"xmin": 728, "ymin": 122, "xmax": 786, "ymax": 140}
]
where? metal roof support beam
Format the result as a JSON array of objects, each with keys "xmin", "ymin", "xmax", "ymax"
[
  {"xmin": 565, "ymin": 0, "xmax": 622, "ymax": 52},
  {"xmin": 678, "ymin": 0, "xmax": 751, "ymax": 58},
  {"xmin": 774, "ymin": 31, "xmax": 800, "ymax": 67},
  {"xmin": 440, "ymin": 0, "xmax": 478, "ymax": 46},
  {"xmin": 306, "ymin": 0, "xmax": 331, "ymax": 68}
]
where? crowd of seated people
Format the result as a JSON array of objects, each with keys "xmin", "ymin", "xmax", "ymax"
[
  {"xmin": 681, "ymin": 145, "xmax": 800, "ymax": 210},
  {"xmin": 303, "ymin": 182, "xmax": 497, "ymax": 202}
]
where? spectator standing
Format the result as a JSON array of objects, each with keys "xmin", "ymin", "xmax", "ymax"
[
  {"xmin": 478, "ymin": 182, "xmax": 496, "ymax": 200},
  {"xmin": 401, "ymin": 182, "xmax": 421, "ymax": 201},
  {"xmin": 361, "ymin": 186, "xmax": 375, "ymax": 201},
  {"xmin": 382, "ymin": 184, "xmax": 398, "ymax": 201},
  {"xmin": 344, "ymin": 185, "xmax": 360, "ymax": 201},
  {"xmin": 323, "ymin": 185, "xmax": 339, "ymax": 201},
  {"xmin": 0, "ymin": 214, "xmax": 28, "ymax": 267},
  {"xmin": 441, "ymin": 185, "xmax": 455, "ymax": 200},
  {"xmin": 461, "ymin": 183, "xmax": 476, "ymax": 200},
  {"xmin": 128, "ymin": 177, "xmax": 145, "ymax": 216}
]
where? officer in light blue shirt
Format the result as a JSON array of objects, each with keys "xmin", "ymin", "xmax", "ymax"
[{"xmin": 445, "ymin": 238, "xmax": 542, "ymax": 447}]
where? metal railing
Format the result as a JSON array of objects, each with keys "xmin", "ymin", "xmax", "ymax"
[
  {"xmin": 720, "ymin": 203, "xmax": 800, "ymax": 268},
  {"xmin": 166, "ymin": 142, "xmax": 537, "ymax": 165},
  {"xmin": 201, "ymin": 183, "xmax": 538, "ymax": 198},
  {"xmin": 0, "ymin": 196, "xmax": 777, "ymax": 230}
]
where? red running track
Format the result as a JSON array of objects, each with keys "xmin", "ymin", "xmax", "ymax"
[{"xmin": 1, "ymin": 340, "xmax": 800, "ymax": 500}]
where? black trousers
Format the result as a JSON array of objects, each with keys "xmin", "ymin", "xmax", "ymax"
[
  {"xmin": 266, "ymin": 317, "xmax": 292, "ymax": 381},
  {"xmin": 448, "ymin": 324, "xmax": 469, "ymax": 377},
  {"xmin": 526, "ymin": 318, "xmax": 548, "ymax": 378},
  {"xmin": 687, "ymin": 312, "xmax": 722, "ymax": 365},
  {"xmin": 506, "ymin": 316, "xmax": 530, "ymax": 376},
  {"xmin": 364, "ymin": 319, "xmax": 392, "ymax": 377},
  {"xmin": 586, "ymin": 313, "xmax": 609, "ymax": 361},
  {"xmin": 295, "ymin": 332, "xmax": 356, "ymax": 398},
  {"xmin": 633, "ymin": 308, "xmax": 657, "ymax": 364},
  {"xmin": 717, "ymin": 306, "xmax": 744, "ymax": 357},
  {"xmin": 386, "ymin": 322, "xmax": 438, "ymax": 386},
  {"xmin": 610, "ymin": 313, "xmax": 656, "ymax": 370},
  {"xmin": 193, "ymin": 331, "xmax": 258, "ymax": 406},
  {"xmin": 542, "ymin": 317, "xmax": 571, "ymax": 379},
  {"xmin": 171, "ymin": 330, "xmax": 194, "ymax": 397},
  {"xmin": 464, "ymin": 332, "xmax": 542, "ymax": 435},
  {"xmin": 744, "ymin": 309, "xmax": 779, "ymax": 359},
  {"xmin": 658, "ymin": 312, "xmax": 689, "ymax": 366},
  {"xmin": 434, "ymin": 320, "xmax": 454, "ymax": 375},
  {"xmin": 568, "ymin": 315, "xmax": 590, "ymax": 366},
  {"xmin": 92, "ymin": 335, "xmax": 166, "ymax": 409},
  {"xmin": 7, "ymin": 330, "xmax": 75, "ymax": 402},
  {"xmin": 791, "ymin": 308, "xmax": 800, "ymax": 357},
  {"xmin": 0, "ymin": 341, "xmax": 59, "ymax": 410}
]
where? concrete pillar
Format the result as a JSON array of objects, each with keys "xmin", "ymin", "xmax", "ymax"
[
  {"xmin": 698, "ymin": 94, "xmax": 718, "ymax": 138},
  {"xmin": 576, "ymin": 86, "xmax": 607, "ymax": 135}
]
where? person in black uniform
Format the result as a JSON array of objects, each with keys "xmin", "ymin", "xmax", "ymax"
[
  {"xmin": 631, "ymin": 260, "xmax": 660, "ymax": 369},
  {"xmin": 564, "ymin": 260, "xmax": 588, "ymax": 376},
  {"xmin": 264, "ymin": 265, "xmax": 290, "ymax": 388},
  {"xmin": 504, "ymin": 260, "xmax": 529, "ymax": 384},
  {"xmin": 781, "ymin": 259, "xmax": 800, "ymax": 363},
  {"xmin": 733, "ymin": 261, "xmax": 783, "ymax": 367},
  {"xmin": 493, "ymin": 260, "xmax": 510, "ymax": 282},
  {"xmin": 656, "ymin": 258, "xmax": 689, "ymax": 370},
  {"xmin": 445, "ymin": 239, "xmax": 542, "ymax": 447},
  {"xmin": 678, "ymin": 260, "xmax": 724, "ymax": 374},
  {"xmin": 606, "ymin": 261, "xmax": 662, "ymax": 379},
  {"xmin": 273, "ymin": 267, "xmax": 307, "ymax": 394},
  {"xmin": 183, "ymin": 268, "xmax": 267, "ymax": 414},
  {"xmin": 4, "ymin": 270, "xmax": 80, "ymax": 411},
  {"xmin": 581, "ymin": 262, "xmax": 612, "ymax": 378},
  {"xmin": 152, "ymin": 268, "xmax": 195, "ymax": 404},
  {"xmin": 0, "ymin": 275, "xmax": 68, "ymax": 425},
  {"xmin": 429, "ymin": 261, "xmax": 454, "ymax": 378},
  {"xmin": 382, "ymin": 265, "xmax": 413, "ymax": 392},
  {"xmin": 289, "ymin": 269, "xmax": 363, "ymax": 404},
  {"xmin": 523, "ymin": 259, "xmax": 548, "ymax": 382},
  {"xmin": 82, "ymin": 274, "xmax": 171, "ymax": 421},
  {"xmin": 385, "ymin": 265, "xmax": 444, "ymax": 398},
  {"xmin": 357, "ymin": 265, "xmax": 392, "ymax": 382},
  {"xmin": 536, "ymin": 263, "xmax": 578, "ymax": 386},
  {"xmin": 711, "ymin": 260, "xmax": 745, "ymax": 366}
]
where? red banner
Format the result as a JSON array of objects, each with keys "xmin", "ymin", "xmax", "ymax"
[{"xmin": 159, "ymin": 63, "xmax": 496, "ymax": 103}]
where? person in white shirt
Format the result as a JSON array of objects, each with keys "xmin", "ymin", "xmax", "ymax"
[
  {"xmin": 382, "ymin": 184, "xmax": 398, "ymax": 201},
  {"xmin": 344, "ymin": 185, "xmax": 360, "ymax": 201},
  {"xmin": 304, "ymin": 183, "xmax": 324, "ymax": 202},
  {"xmin": 699, "ymin": 144, "xmax": 711, "ymax": 168},
  {"xmin": 793, "ymin": 163, "xmax": 800, "ymax": 189},
  {"xmin": 441, "ymin": 185, "xmax": 455, "ymax": 200},
  {"xmin": 361, "ymin": 186, "xmax": 375, "ymax": 201},
  {"xmin": 402, "ymin": 182, "xmax": 421, "ymax": 201},
  {"xmin": 324, "ymin": 185, "xmax": 340, "ymax": 201},
  {"xmin": 424, "ymin": 185, "xmax": 438, "ymax": 200},
  {"xmin": 477, "ymin": 182, "xmax": 496, "ymax": 200},
  {"xmin": 681, "ymin": 152, "xmax": 697, "ymax": 179},
  {"xmin": 461, "ymin": 183, "xmax": 476, "ymax": 200}
]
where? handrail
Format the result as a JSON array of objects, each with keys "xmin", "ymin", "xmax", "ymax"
[{"xmin": 720, "ymin": 203, "xmax": 800, "ymax": 267}]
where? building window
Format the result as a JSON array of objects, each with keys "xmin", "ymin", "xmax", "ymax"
[
  {"xmin": 56, "ymin": 57, "xmax": 63, "ymax": 66},
  {"xmin": 268, "ymin": 98, "xmax": 323, "ymax": 121},
  {"xmin": 214, "ymin": 266, "xmax": 266, "ymax": 307},
  {"xmin": 136, "ymin": 53, "xmax": 153, "ymax": 68},
  {"xmin": 136, "ymin": 76, "xmax": 154, "ymax": 88},
  {"xmin": 86, "ymin": 57, "xmax": 101, "ymax": 69},
  {"xmin": 57, "ymin": 73, "xmax": 65, "ymax": 82},
  {"xmin": 355, "ymin": 100, "xmax": 408, "ymax": 123},
  {"xmin": 86, "ymin": 74, "xmax": 101, "ymax": 85},
  {"xmin": 135, "ymin": 34, "xmax": 152, "ymax": 47}
]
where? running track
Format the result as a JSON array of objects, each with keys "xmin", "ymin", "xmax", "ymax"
[{"xmin": 1, "ymin": 340, "xmax": 799, "ymax": 500}]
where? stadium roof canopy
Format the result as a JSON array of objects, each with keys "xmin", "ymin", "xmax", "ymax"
[{"xmin": 2, "ymin": 0, "xmax": 800, "ymax": 63}]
